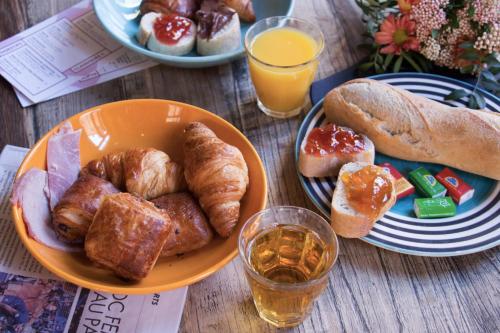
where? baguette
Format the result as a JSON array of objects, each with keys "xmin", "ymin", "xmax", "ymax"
[
  {"xmin": 324, "ymin": 79, "xmax": 500, "ymax": 180},
  {"xmin": 331, "ymin": 162, "xmax": 396, "ymax": 238}
]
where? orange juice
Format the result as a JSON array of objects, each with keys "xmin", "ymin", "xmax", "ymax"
[{"xmin": 248, "ymin": 27, "xmax": 320, "ymax": 116}]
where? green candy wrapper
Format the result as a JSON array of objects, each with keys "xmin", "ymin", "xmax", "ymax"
[
  {"xmin": 409, "ymin": 167, "xmax": 447, "ymax": 198},
  {"xmin": 414, "ymin": 197, "xmax": 456, "ymax": 218}
]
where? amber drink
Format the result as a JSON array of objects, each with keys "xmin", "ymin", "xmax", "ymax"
[{"xmin": 239, "ymin": 207, "xmax": 338, "ymax": 328}]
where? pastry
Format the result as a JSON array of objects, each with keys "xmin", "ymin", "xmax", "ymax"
[
  {"xmin": 298, "ymin": 123, "xmax": 375, "ymax": 177},
  {"xmin": 82, "ymin": 148, "xmax": 186, "ymax": 200},
  {"xmin": 331, "ymin": 162, "xmax": 396, "ymax": 238},
  {"xmin": 147, "ymin": 14, "xmax": 196, "ymax": 56},
  {"xmin": 183, "ymin": 122, "xmax": 249, "ymax": 237},
  {"xmin": 196, "ymin": 1, "xmax": 241, "ymax": 56},
  {"xmin": 52, "ymin": 175, "xmax": 119, "ymax": 244},
  {"xmin": 220, "ymin": 0, "xmax": 255, "ymax": 22},
  {"xmin": 152, "ymin": 192, "xmax": 213, "ymax": 257},
  {"xmin": 324, "ymin": 79, "xmax": 500, "ymax": 180},
  {"xmin": 140, "ymin": 0, "xmax": 199, "ymax": 19},
  {"xmin": 85, "ymin": 193, "xmax": 172, "ymax": 280}
]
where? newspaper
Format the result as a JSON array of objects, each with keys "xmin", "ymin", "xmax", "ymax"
[
  {"xmin": 0, "ymin": 1, "xmax": 157, "ymax": 107},
  {"xmin": 0, "ymin": 145, "xmax": 187, "ymax": 333}
]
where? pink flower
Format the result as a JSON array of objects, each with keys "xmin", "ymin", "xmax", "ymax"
[{"xmin": 375, "ymin": 15, "xmax": 420, "ymax": 55}]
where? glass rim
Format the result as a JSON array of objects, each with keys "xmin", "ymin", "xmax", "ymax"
[
  {"xmin": 244, "ymin": 16, "xmax": 325, "ymax": 69},
  {"xmin": 238, "ymin": 206, "xmax": 339, "ymax": 290}
]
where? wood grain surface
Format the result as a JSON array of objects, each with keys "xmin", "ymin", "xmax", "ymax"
[{"xmin": 0, "ymin": 0, "xmax": 499, "ymax": 332}]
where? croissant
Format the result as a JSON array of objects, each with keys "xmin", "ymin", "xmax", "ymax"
[
  {"xmin": 183, "ymin": 122, "xmax": 249, "ymax": 237},
  {"xmin": 82, "ymin": 148, "xmax": 186, "ymax": 200},
  {"xmin": 140, "ymin": 0, "xmax": 199, "ymax": 18},
  {"xmin": 221, "ymin": 0, "xmax": 255, "ymax": 22}
]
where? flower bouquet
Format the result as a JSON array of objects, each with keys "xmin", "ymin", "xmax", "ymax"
[{"xmin": 356, "ymin": 0, "xmax": 500, "ymax": 108}]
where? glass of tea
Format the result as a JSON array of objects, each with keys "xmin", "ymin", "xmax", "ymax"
[
  {"xmin": 238, "ymin": 206, "xmax": 338, "ymax": 328},
  {"xmin": 244, "ymin": 17, "xmax": 324, "ymax": 118}
]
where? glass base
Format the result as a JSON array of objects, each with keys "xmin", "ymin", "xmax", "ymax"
[
  {"xmin": 257, "ymin": 310, "xmax": 310, "ymax": 328},
  {"xmin": 257, "ymin": 98, "xmax": 303, "ymax": 119}
]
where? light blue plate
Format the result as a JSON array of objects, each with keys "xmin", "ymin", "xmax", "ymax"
[
  {"xmin": 93, "ymin": 0, "xmax": 294, "ymax": 68},
  {"xmin": 296, "ymin": 73, "xmax": 500, "ymax": 257}
]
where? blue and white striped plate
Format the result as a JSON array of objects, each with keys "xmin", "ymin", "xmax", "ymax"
[{"xmin": 296, "ymin": 73, "xmax": 500, "ymax": 257}]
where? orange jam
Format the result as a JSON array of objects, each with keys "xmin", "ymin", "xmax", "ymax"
[
  {"xmin": 304, "ymin": 123, "xmax": 365, "ymax": 156},
  {"xmin": 341, "ymin": 165, "xmax": 393, "ymax": 219}
]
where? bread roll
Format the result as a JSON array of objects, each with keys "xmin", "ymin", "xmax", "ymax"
[{"xmin": 324, "ymin": 79, "xmax": 500, "ymax": 180}]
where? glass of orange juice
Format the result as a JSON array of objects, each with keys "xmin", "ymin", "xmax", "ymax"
[{"xmin": 245, "ymin": 17, "xmax": 324, "ymax": 118}]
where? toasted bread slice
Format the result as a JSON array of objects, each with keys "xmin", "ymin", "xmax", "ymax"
[
  {"xmin": 298, "ymin": 124, "xmax": 375, "ymax": 178},
  {"xmin": 331, "ymin": 162, "xmax": 396, "ymax": 238}
]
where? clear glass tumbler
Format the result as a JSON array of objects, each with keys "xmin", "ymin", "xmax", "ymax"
[
  {"xmin": 238, "ymin": 206, "xmax": 338, "ymax": 328},
  {"xmin": 244, "ymin": 17, "xmax": 325, "ymax": 119}
]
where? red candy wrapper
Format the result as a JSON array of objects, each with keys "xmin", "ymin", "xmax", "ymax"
[
  {"xmin": 435, "ymin": 168, "xmax": 474, "ymax": 205},
  {"xmin": 380, "ymin": 162, "xmax": 415, "ymax": 199}
]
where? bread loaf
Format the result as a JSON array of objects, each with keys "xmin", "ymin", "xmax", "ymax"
[{"xmin": 324, "ymin": 79, "xmax": 500, "ymax": 180}]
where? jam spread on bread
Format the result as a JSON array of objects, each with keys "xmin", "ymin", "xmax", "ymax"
[
  {"xmin": 305, "ymin": 123, "xmax": 365, "ymax": 156},
  {"xmin": 341, "ymin": 165, "xmax": 392, "ymax": 218},
  {"xmin": 154, "ymin": 15, "xmax": 193, "ymax": 45}
]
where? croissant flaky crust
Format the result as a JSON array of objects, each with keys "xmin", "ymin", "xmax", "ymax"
[
  {"xmin": 153, "ymin": 192, "xmax": 213, "ymax": 257},
  {"xmin": 183, "ymin": 122, "xmax": 249, "ymax": 237},
  {"xmin": 82, "ymin": 148, "xmax": 186, "ymax": 200},
  {"xmin": 52, "ymin": 175, "xmax": 119, "ymax": 244},
  {"xmin": 85, "ymin": 193, "xmax": 172, "ymax": 280}
]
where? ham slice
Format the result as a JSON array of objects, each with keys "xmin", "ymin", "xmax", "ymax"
[
  {"xmin": 11, "ymin": 168, "xmax": 80, "ymax": 252},
  {"xmin": 46, "ymin": 121, "xmax": 82, "ymax": 210}
]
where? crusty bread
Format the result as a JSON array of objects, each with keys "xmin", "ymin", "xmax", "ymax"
[
  {"xmin": 298, "ymin": 130, "xmax": 375, "ymax": 177},
  {"xmin": 331, "ymin": 162, "xmax": 396, "ymax": 238},
  {"xmin": 324, "ymin": 79, "xmax": 500, "ymax": 180}
]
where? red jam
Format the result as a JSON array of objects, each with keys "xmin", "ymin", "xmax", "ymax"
[
  {"xmin": 341, "ymin": 165, "xmax": 393, "ymax": 219},
  {"xmin": 153, "ymin": 15, "xmax": 192, "ymax": 45},
  {"xmin": 304, "ymin": 123, "xmax": 365, "ymax": 156}
]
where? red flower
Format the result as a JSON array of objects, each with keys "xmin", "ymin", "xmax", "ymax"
[{"xmin": 375, "ymin": 15, "xmax": 420, "ymax": 55}]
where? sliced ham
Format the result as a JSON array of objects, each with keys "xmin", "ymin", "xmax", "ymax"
[
  {"xmin": 47, "ymin": 121, "xmax": 82, "ymax": 210},
  {"xmin": 11, "ymin": 168, "xmax": 80, "ymax": 252}
]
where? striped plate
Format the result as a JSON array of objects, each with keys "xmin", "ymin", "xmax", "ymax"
[{"xmin": 296, "ymin": 73, "xmax": 500, "ymax": 257}]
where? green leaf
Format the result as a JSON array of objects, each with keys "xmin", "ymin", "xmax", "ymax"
[
  {"xmin": 467, "ymin": 4, "xmax": 475, "ymax": 16},
  {"xmin": 431, "ymin": 29, "xmax": 439, "ymax": 39},
  {"xmin": 484, "ymin": 54, "xmax": 500, "ymax": 66},
  {"xmin": 383, "ymin": 54, "xmax": 394, "ymax": 69},
  {"xmin": 393, "ymin": 56, "xmax": 403, "ymax": 73},
  {"xmin": 375, "ymin": 63, "xmax": 383, "ymax": 74},
  {"xmin": 481, "ymin": 70, "xmax": 498, "ymax": 83},
  {"xmin": 473, "ymin": 92, "xmax": 486, "ymax": 109},
  {"xmin": 445, "ymin": 89, "xmax": 469, "ymax": 101},
  {"xmin": 359, "ymin": 62, "xmax": 374, "ymax": 72},
  {"xmin": 480, "ymin": 80, "xmax": 500, "ymax": 92},
  {"xmin": 460, "ymin": 65, "xmax": 475, "ymax": 74},
  {"xmin": 460, "ymin": 50, "xmax": 479, "ymax": 61},
  {"xmin": 468, "ymin": 94, "xmax": 479, "ymax": 109},
  {"xmin": 401, "ymin": 52, "xmax": 423, "ymax": 72},
  {"xmin": 414, "ymin": 53, "xmax": 431, "ymax": 72},
  {"xmin": 459, "ymin": 41, "xmax": 474, "ymax": 49}
]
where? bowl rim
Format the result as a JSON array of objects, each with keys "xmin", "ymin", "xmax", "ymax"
[
  {"xmin": 92, "ymin": 0, "xmax": 296, "ymax": 66},
  {"xmin": 11, "ymin": 99, "xmax": 268, "ymax": 294}
]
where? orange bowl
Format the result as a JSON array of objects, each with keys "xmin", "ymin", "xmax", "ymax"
[{"xmin": 11, "ymin": 99, "xmax": 267, "ymax": 294}]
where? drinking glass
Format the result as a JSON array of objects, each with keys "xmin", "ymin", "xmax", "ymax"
[
  {"xmin": 238, "ymin": 206, "xmax": 338, "ymax": 328},
  {"xmin": 244, "ymin": 17, "xmax": 325, "ymax": 119}
]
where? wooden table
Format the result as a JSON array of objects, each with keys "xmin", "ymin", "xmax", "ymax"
[{"xmin": 1, "ymin": 1, "xmax": 499, "ymax": 332}]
